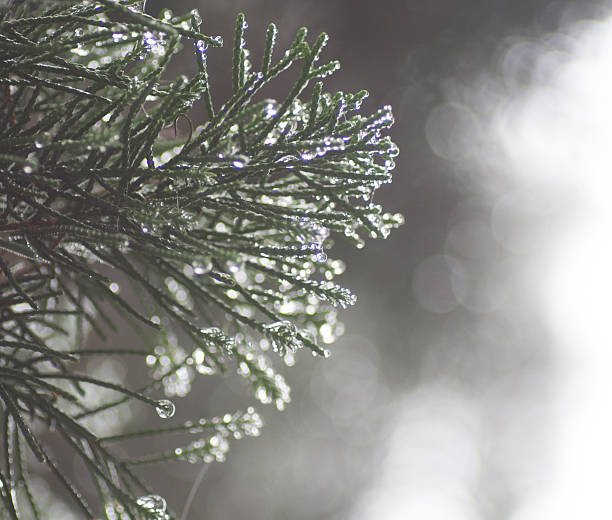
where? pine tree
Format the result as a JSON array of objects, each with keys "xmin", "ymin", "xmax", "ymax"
[{"xmin": 0, "ymin": 0, "xmax": 402, "ymax": 518}]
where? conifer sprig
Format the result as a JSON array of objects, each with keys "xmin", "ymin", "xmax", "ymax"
[{"xmin": 0, "ymin": 0, "xmax": 401, "ymax": 517}]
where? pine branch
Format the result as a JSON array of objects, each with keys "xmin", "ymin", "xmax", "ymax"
[{"xmin": 0, "ymin": 0, "xmax": 401, "ymax": 517}]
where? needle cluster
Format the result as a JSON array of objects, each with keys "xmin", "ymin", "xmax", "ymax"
[{"xmin": 0, "ymin": 1, "xmax": 401, "ymax": 518}]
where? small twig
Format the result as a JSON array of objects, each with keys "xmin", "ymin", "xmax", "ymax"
[
  {"xmin": 3, "ymin": 84, "xmax": 17, "ymax": 126},
  {"xmin": 164, "ymin": 113, "xmax": 194, "ymax": 146},
  {"xmin": 180, "ymin": 464, "xmax": 210, "ymax": 520}
]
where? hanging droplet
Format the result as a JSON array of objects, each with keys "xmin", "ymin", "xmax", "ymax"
[
  {"xmin": 211, "ymin": 272, "xmax": 235, "ymax": 286},
  {"xmin": 196, "ymin": 39, "xmax": 208, "ymax": 55},
  {"xmin": 155, "ymin": 399, "xmax": 175, "ymax": 419},
  {"xmin": 314, "ymin": 250, "xmax": 327, "ymax": 263},
  {"xmin": 128, "ymin": 0, "xmax": 147, "ymax": 13},
  {"xmin": 192, "ymin": 258, "xmax": 212, "ymax": 275},
  {"xmin": 264, "ymin": 102, "xmax": 278, "ymax": 118},
  {"xmin": 71, "ymin": 28, "xmax": 89, "ymax": 56},
  {"xmin": 300, "ymin": 151, "xmax": 316, "ymax": 161},
  {"xmin": 190, "ymin": 9, "xmax": 202, "ymax": 28},
  {"xmin": 255, "ymin": 386, "xmax": 272, "ymax": 404},
  {"xmin": 137, "ymin": 494, "xmax": 166, "ymax": 513},
  {"xmin": 142, "ymin": 31, "xmax": 166, "ymax": 56}
]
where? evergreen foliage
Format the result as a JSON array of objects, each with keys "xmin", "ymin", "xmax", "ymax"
[{"xmin": 0, "ymin": 0, "xmax": 401, "ymax": 517}]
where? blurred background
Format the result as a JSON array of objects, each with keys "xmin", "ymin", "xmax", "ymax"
[
  {"xmin": 145, "ymin": 1, "xmax": 612, "ymax": 518},
  {"xmin": 48, "ymin": 0, "xmax": 612, "ymax": 518}
]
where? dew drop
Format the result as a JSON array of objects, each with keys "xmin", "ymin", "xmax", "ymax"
[
  {"xmin": 264, "ymin": 103, "xmax": 278, "ymax": 118},
  {"xmin": 191, "ymin": 9, "xmax": 202, "ymax": 27},
  {"xmin": 142, "ymin": 31, "xmax": 166, "ymax": 56},
  {"xmin": 155, "ymin": 399, "xmax": 175, "ymax": 419},
  {"xmin": 193, "ymin": 259, "xmax": 212, "ymax": 275},
  {"xmin": 128, "ymin": 0, "xmax": 147, "ymax": 13},
  {"xmin": 300, "ymin": 151, "xmax": 316, "ymax": 161},
  {"xmin": 137, "ymin": 494, "xmax": 166, "ymax": 514},
  {"xmin": 196, "ymin": 39, "xmax": 207, "ymax": 54},
  {"xmin": 256, "ymin": 386, "xmax": 272, "ymax": 404},
  {"xmin": 71, "ymin": 28, "xmax": 89, "ymax": 56},
  {"xmin": 314, "ymin": 250, "xmax": 327, "ymax": 263}
]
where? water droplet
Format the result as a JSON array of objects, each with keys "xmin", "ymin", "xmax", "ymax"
[
  {"xmin": 196, "ymin": 39, "xmax": 208, "ymax": 54},
  {"xmin": 314, "ymin": 250, "xmax": 327, "ymax": 263},
  {"xmin": 264, "ymin": 102, "xmax": 278, "ymax": 118},
  {"xmin": 192, "ymin": 259, "xmax": 212, "ymax": 275},
  {"xmin": 137, "ymin": 494, "xmax": 167, "ymax": 514},
  {"xmin": 128, "ymin": 0, "xmax": 147, "ymax": 13},
  {"xmin": 211, "ymin": 272, "xmax": 235, "ymax": 286},
  {"xmin": 256, "ymin": 386, "xmax": 272, "ymax": 404},
  {"xmin": 155, "ymin": 399, "xmax": 175, "ymax": 419},
  {"xmin": 71, "ymin": 28, "xmax": 89, "ymax": 56},
  {"xmin": 191, "ymin": 9, "xmax": 202, "ymax": 27},
  {"xmin": 387, "ymin": 142, "xmax": 400, "ymax": 157},
  {"xmin": 142, "ymin": 31, "xmax": 166, "ymax": 56}
]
